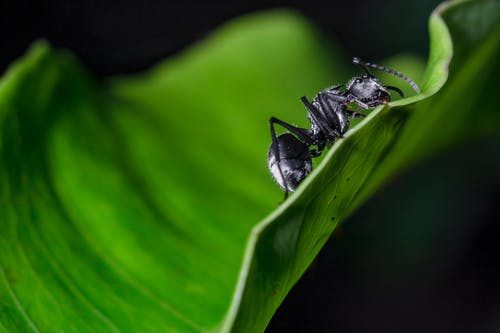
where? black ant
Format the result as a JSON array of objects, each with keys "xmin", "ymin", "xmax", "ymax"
[{"xmin": 267, "ymin": 57, "xmax": 420, "ymax": 198}]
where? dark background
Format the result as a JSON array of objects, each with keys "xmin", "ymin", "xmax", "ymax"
[
  {"xmin": 2, "ymin": 1, "xmax": 499, "ymax": 332},
  {"xmin": 1, "ymin": 0, "xmax": 438, "ymax": 76},
  {"xmin": 268, "ymin": 138, "xmax": 500, "ymax": 333}
]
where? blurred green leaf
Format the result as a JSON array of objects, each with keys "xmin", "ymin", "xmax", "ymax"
[{"xmin": 0, "ymin": 0, "xmax": 498, "ymax": 332}]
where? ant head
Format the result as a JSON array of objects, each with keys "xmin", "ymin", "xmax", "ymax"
[{"xmin": 346, "ymin": 75, "xmax": 391, "ymax": 107}]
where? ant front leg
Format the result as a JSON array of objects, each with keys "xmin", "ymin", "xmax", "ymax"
[
  {"xmin": 346, "ymin": 109, "xmax": 366, "ymax": 119},
  {"xmin": 346, "ymin": 97, "xmax": 371, "ymax": 110},
  {"xmin": 268, "ymin": 117, "xmax": 314, "ymax": 200}
]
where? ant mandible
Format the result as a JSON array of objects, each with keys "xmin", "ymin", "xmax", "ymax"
[{"xmin": 267, "ymin": 57, "xmax": 420, "ymax": 199}]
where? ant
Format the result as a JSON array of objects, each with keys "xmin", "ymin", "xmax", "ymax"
[{"xmin": 267, "ymin": 57, "xmax": 420, "ymax": 199}]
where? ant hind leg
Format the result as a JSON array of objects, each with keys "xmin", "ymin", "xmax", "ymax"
[{"xmin": 269, "ymin": 117, "xmax": 314, "ymax": 199}]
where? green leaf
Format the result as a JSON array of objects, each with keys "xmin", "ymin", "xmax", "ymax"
[
  {"xmin": 0, "ymin": 0, "xmax": 498, "ymax": 332},
  {"xmin": 225, "ymin": 1, "xmax": 499, "ymax": 331}
]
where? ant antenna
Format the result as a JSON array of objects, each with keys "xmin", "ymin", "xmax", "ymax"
[
  {"xmin": 352, "ymin": 57, "xmax": 420, "ymax": 94},
  {"xmin": 355, "ymin": 62, "xmax": 372, "ymax": 76}
]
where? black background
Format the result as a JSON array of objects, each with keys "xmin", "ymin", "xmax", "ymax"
[
  {"xmin": 2, "ymin": 1, "xmax": 499, "ymax": 332},
  {"xmin": 1, "ymin": 0, "xmax": 438, "ymax": 76}
]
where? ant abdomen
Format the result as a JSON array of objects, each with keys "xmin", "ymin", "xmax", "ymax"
[{"xmin": 268, "ymin": 133, "xmax": 312, "ymax": 192}]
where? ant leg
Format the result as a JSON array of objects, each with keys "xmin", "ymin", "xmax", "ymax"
[
  {"xmin": 269, "ymin": 117, "xmax": 313, "ymax": 144},
  {"xmin": 300, "ymin": 96, "xmax": 340, "ymax": 138},
  {"xmin": 309, "ymin": 141, "xmax": 326, "ymax": 157},
  {"xmin": 346, "ymin": 97, "xmax": 371, "ymax": 109},
  {"xmin": 269, "ymin": 118, "xmax": 289, "ymax": 198},
  {"xmin": 314, "ymin": 93, "xmax": 356, "ymax": 137},
  {"xmin": 269, "ymin": 117, "xmax": 313, "ymax": 198},
  {"xmin": 346, "ymin": 110, "xmax": 366, "ymax": 118},
  {"xmin": 325, "ymin": 85, "xmax": 343, "ymax": 93},
  {"xmin": 314, "ymin": 93, "xmax": 348, "ymax": 104}
]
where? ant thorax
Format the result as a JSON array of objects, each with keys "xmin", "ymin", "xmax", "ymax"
[
  {"xmin": 309, "ymin": 86, "xmax": 348, "ymax": 138},
  {"xmin": 307, "ymin": 112, "xmax": 322, "ymax": 136}
]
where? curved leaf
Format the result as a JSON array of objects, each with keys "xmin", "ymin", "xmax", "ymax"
[
  {"xmin": 0, "ymin": 11, "xmax": 345, "ymax": 332},
  {"xmin": 0, "ymin": 0, "xmax": 498, "ymax": 332},
  {"xmin": 224, "ymin": 0, "xmax": 500, "ymax": 331}
]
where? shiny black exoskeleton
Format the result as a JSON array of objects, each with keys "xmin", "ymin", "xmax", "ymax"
[{"xmin": 268, "ymin": 57, "xmax": 420, "ymax": 198}]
